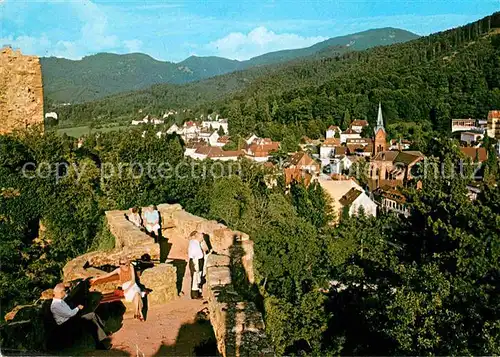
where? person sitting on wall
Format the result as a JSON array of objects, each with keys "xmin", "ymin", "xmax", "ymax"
[
  {"xmin": 144, "ymin": 205, "xmax": 161, "ymax": 238},
  {"xmin": 91, "ymin": 258, "xmax": 145, "ymax": 321},
  {"xmin": 126, "ymin": 207, "xmax": 142, "ymax": 228},
  {"xmin": 50, "ymin": 283, "xmax": 110, "ymax": 350}
]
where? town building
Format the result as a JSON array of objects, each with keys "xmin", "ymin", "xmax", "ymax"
[
  {"xmin": 288, "ymin": 152, "xmax": 320, "ymax": 174},
  {"xmin": 284, "ymin": 168, "xmax": 314, "ymax": 188},
  {"xmin": 350, "ymin": 120, "xmax": 369, "ymax": 133},
  {"xmin": 373, "ymin": 186, "xmax": 410, "ymax": 217},
  {"xmin": 487, "ymin": 110, "xmax": 500, "ymax": 139},
  {"xmin": 201, "ymin": 117, "xmax": 228, "ymax": 134},
  {"xmin": 187, "ymin": 146, "xmax": 244, "ymax": 161},
  {"xmin": 329, "ymin": 155, "xmax": 354, "ymax": 175},
  {"xmin": 339, "ymin": 188, "xmax": 377, "ymax": 218},
  {"xmin": 389, "ymin": 139, "xmax": 412, "ymax": 151},
  {"xmin": 215, "ymin": 136, "xmax": 230, "ymax": 147},
  {"xmin": 368, "ymin": 150, "xmax": 425, "ymax": 191},
  {"xmin": 460, "ymin": 132, "xmax": 484, "ymax": 146},
  {"xmin": 318, "ymin": 178, "xmax": 376, "ymax": 223},
  {"xmin": 451, "ymin": 118, "xmax": 478, "ymax": 133},
  {"xmin": 245, "ymin": 137, "xmax": 280, "ymax": 162},
  {"xmin": 320, "ymin": 138, "xmax": 341, "ymax": 159},
  {"xmin": 326, "ymin": 125, "xmax": 342, "ymax": 139},
  {"xmin": 340, "ymin": 128, "xmax": 361, "ymax": 143}
]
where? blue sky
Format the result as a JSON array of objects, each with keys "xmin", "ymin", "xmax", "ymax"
[{"xmin": 1, "ymin": 0, "xmax": 499, "ymax": 62}]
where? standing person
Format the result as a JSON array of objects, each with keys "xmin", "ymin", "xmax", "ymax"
[
  {"xmin": 188, "ymin": 231, "xmax": 205, "ymax": 299},
  {"xmin": 91, "ymin": 258, "xmax": 144, "ymax": 321},
  {"xmin": 50, "ymin": 283, "xmax": 110, "ymax": 350}
]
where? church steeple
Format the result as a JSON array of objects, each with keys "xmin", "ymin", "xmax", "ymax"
[
  {"xmin": 373, "ymin": 103, "xmax": 387, "ymax": 155},
  {"xmin": 374, "ymin": 102, "xmax": 385, "ymax": 134}
]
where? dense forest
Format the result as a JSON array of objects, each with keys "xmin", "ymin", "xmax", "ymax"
[
  {"xmin": 0, "ymin": 126, "xmax": 499, "ymax": 355},
  {"xmin": 52, "ymin": 12, "xmax": 500, "ymax": 141}
]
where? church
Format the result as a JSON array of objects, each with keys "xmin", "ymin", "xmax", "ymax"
[{"xmin": 368, "ymin": 104, "xmax": 424, "ymax": 191}]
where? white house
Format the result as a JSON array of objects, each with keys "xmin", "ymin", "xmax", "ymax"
[
  {"xmin": 45, "ymin": 112, "xmax": 58, "ymax": 120},
  {"xmin": 326, "ymin": 125, "xmax": 341, "ymax": 139},
  {"xmin": 208, "ymin": 131, "xmax": 220, "ymax": 146},
  {"xmin": 320, "ymin": 138, "xmax": 341, "ymax": 159},
  {"xmin": 460, "ymin": 132, "xmax": 483, "ymax": 146},
  {"xmin": 152, "ymin": 118, "xmax": 164, "ymax": 125},
  {"xmin": 201, "ymin": 118, "xmax": 228, "ymax": 134},
  {"xmin": 328, "ymin": 155, "xmax": 355, "ymax": 175},
  {"xmin": 350, "ymin": 120, "xmax": 369, "ymax": 133},
  {"xmin": 318, "ymin": 178, "xmax": 372, "ymax": 223},
  {"xmin": 245, "ymin": 134, "xmax": 259, "ymax": 146},
  {"xmin": 166, "ymin": 123, "xmax": 180, "ymax": 134},
  {"xmin": 451, "ymin": 118, "xmax": 478, "ymax": 132},
  {"xmin": 188, "ymin": 146, "xmax": 243, "ymax": 161},
  {"xmin": 374, "ymin": 186, "xmax": 410, "ymax": 217},
  {"xmin": 163, "ymin": 110, "xmax": 177, "ymax": 118},
  {"xmin": 339, "ymin": 188, "xmax": 377, "ymax": 218},
  {"xmin": 388, "ymin": 139, "xmax": 412, "ymax": 151},
  {"xmin": 340, "ymin": 128, "xmax": 361, "ymax": 144}
]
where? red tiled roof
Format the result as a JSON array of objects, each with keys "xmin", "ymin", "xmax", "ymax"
[
  {"xmin": 284, "ymin": 168, "xmax": 312, "ymax": 187},
  {"xmin": 335, "ymin": 146, "xmax": 347, "ymax": 155},
  {"xmin": 343, "ymin": 128, "xmax": 358, "ymax": 134},
  {"xmin": 351, "ymin": 120, "xmax": 368, "ymax": 127},
  {"xmin": 248, "ymin": 141, "xmax": 280, "ymax": 156},
  {"xmin": 323, "ymin": 138, "xmax": 341, "ymax": 146},
  {"xmin": 328, "ymin": 125, "xmax": 341, "ymax": 131},
  {"xmin": 339, "ymin": 188, "xmax": 363, "ymax": 206},
  {"xmin": 488, "ymin": 110, "xmax": 500, "ymax": 119},
  {"xmin": 195, "ymin": 146, "xmax": 244, "ymax": 158},
  {"xmin": 217, "ymin": 136, "xmax": 230, "ymax": 143},
  {"xmin": 460, "ymin": 147, "xmax": 488, "ymax": 162},
  {"xmin": 289, "ymin": 151, "xmax": 317, "ymax": 167},
  {"xmin": 375, "ymin": 185, "xmax": 407, "ymax": 204}
]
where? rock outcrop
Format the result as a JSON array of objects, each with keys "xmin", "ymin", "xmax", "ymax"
[{"xmin": 0, "ymin": 47, "xmax": 44, "ymax": 135}]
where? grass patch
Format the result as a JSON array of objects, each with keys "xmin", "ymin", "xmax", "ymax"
[{"xmin": 55, "ymin": 125, "xmax": 131, "ymax": 138}]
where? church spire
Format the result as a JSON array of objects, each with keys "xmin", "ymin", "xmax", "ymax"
[{"xmin": 374, "ymin": 102, "xmax": 385, "ymax": 134}]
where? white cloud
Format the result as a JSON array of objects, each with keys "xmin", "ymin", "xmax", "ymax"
[
  {"xmin": 208, "ymin": 27, "xmax": 327, "ymax": 60},
  {"xmin": 123, "ymin": 39, "xmax": 143, "ymax": 53},
  {"xmin": 0, "ymin": 34, "xmax": 51, "ymax": 56}
]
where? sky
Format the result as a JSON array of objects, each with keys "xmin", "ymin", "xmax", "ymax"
[{"xmin": 0, "ymin": 0, "xmax": 499, "ymax": 62}]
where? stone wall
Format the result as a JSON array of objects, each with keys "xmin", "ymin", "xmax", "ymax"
[
  {"xmin": 0, "ymin": 47, "xmax": 44, "ymax": 135},
  {"xmin": 156, "ymin": 204, "xmax": 273, "ymax": 357},
  {"xmin": 20, "ymin": 203, "xmax": 271, "ymax": 356},
  {"xmin": 62, "ymin": 210, "xmax": 174, "ymax": 304}
]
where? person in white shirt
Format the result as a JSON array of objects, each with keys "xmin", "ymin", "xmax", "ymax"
[
  {"xmin": 50, "ymin": 283, "xmax": 109, "ymax": 349},
  {"xmin": 188, "ymin": 231, "xmax": 206, "ymax": 299}
]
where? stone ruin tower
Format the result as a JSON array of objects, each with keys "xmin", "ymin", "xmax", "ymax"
[{"xmin": 0, "ymin": 46, "xmax": 44, "ymax": 134}]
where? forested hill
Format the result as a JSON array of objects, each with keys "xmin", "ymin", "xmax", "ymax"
[
  {"xmin": 53, "ymin": 12, "xmax": 500, "ymax": 139},
  {"xmin": 41, "ymin": 28, "xmax": 418, "ymax": 103}
]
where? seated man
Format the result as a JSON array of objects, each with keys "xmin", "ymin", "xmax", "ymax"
[{"xmin": 50, "ymin": 283, "xmax": 110, "ymax": 350}]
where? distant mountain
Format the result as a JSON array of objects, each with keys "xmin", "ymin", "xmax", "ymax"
[
  {"xmin": 244, "ymin": 27, "xmax": 419, "ymax": 66},
  {"xmin": 41, "ymin": 28, "xmax": 419, "ymax": 103}
]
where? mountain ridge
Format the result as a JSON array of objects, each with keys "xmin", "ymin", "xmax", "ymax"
[{"xmin": 41, "ymin": 27, "xmax": 419, "ymax": 103}]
